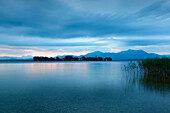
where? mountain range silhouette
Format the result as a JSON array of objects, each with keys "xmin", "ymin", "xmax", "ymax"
[{"xmin": 0, "ymin": 49, "xmax": 169, "ymax": 61}]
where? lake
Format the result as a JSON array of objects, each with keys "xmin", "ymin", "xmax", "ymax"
[{"xmin": 0, "ymin": 61, "xmax": 169, "ymax": 113}]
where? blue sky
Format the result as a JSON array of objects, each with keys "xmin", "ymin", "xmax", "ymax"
[{"xmin": 0, "ymin": 0, "xmax": 170, "ymax": 57}]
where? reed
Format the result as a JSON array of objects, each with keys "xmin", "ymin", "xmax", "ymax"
[
  {"xmin": 123, "ymin": 58, "xmax": 170, "ymax": 84},
  {"xmin": 138, "ymin": 58, "xmax": 170, "ymax": 83}
]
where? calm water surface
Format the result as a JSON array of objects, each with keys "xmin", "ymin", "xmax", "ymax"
[{"xmin": 0, "ymin": 61, "xmax": 169, "ymax": 113}]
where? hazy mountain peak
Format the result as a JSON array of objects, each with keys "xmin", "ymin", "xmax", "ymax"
[
  {"xmin": 83, "ymin": 49, "xmax": 160, "ymax": 60},
  {"xmin": 92, "ymin": 51, "xmax": 103, "ymax": 54},
  {"xmin": 120, "ymin": 49, "xmax": 147, "ymax": 54},
  {"xmin": 0, "ymin": 49, "xmax": 162, "ymax": 61}
]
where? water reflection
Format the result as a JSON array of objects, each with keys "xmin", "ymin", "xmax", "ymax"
[
  {"xmin": 0, "ymin": 62, "xmax": 169, "ymax": 113},
  {"xmin": 140, "ymin": 81, "xmax": 170, "ymax": 96},
  {"xmin": 28, "ymin": 63, "xmax": 89, "ymax": 77}
]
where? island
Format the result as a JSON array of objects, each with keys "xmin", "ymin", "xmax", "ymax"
[{"xmin": 33, "ymin": 56, "xmax": 112, "ymax": 61}]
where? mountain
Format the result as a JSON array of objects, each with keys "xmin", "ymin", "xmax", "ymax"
[
  {"xmin": 82, "ymin": 49, "xmax": 160, "ymax": 60},
  {"xmin": 0, "ymin": 49, "xmax": 166, "ymax": 61},
  {"xmin": 84, "ymin": 51, "xmax": 105, "ymax": 57},
  {"xmin": 162, "ymin": 55, "xmax": 170, "ymax": 58},
  {"xmin": 112, "ymin": 49, "xmax": 159, "ymax": 60}
]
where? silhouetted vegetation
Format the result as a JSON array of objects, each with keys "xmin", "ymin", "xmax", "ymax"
[
  {"xmin": 138, "ymin": 58, "xmax": 170, "ymax": 83},
  {"xmin": 123, "ymin": 58, "xmax": 170, "ymax": 83},
  {"xmin": 33, "ymin": 56, "xmax": 112, "ymax": 61},
  {"xmin": 123, "ymin": 58, "xmax": 170, "ymax": 93}
]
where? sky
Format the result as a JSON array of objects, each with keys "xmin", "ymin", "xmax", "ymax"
[{"xmin": 0, "ymin": 0, "xmax": 170, "ymax": 57}]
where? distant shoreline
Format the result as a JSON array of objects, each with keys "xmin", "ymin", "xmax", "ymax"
[{"xmin": 0, "ymin": 59, "xmax": 142, "ymax": 63}]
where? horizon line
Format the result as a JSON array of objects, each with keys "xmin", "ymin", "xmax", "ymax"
[{"xmin": 0, "ymin": 49, "xmax": 170, "ymax": 58}]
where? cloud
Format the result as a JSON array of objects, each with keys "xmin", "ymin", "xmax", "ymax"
[
  {"xmin": 0, "ymin": 35, "xmax": 107, "ymax": 47},
  {"xmin": 0, "ymin": 0, "xmax": 170, "ymax": 56},
  {"xmin": 0, "ymin": 45, "xmax": 92, "ymax": 57},
  {"xmin": 61, "ymin": 0, "xmax": 157, "ymax": 15},
  {"xmin": 138, "ymin": 0, "xmax": 170, "ymax": 17},
  {"xmin": 0, "ymin": 0, "xmax": 170, "ymax": 39},
  {"xmin": 123, "ymin": 39, "xmax": 170, "ymax": 46}
]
